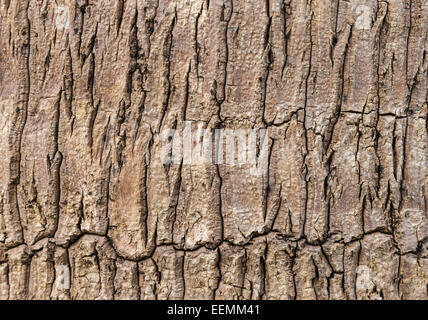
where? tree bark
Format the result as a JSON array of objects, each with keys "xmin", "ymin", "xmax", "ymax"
[{"xmin": 0, "ymin": 0, "xmax": 427, "ymax": 300}]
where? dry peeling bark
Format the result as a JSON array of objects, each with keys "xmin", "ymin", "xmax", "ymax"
[{"xmin": 0, "ymin": 0, "xmax": 427, "ymax": 300}]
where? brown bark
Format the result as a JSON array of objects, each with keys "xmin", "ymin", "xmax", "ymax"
[{"xmin": 0, "ymin": 0, "xmax": 427, "ymax": 300}]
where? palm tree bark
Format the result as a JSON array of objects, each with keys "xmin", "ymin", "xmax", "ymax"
[{"xmin": 0, "ymin": 0, "xmax": 426, "ymax": 300}]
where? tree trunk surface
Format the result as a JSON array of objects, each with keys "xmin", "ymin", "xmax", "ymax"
[{"xmin": 0, "ymin": 0, "xmax": 427, "ymax": 300}]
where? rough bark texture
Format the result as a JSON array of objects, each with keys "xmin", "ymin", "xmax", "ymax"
[{"xmin": 0, "ymin": 0, "xmax": 427, "ymax": 300}]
